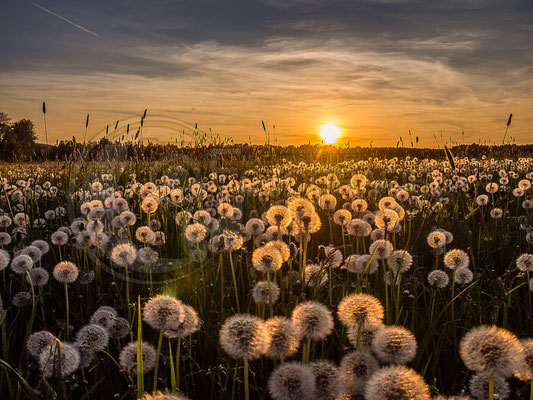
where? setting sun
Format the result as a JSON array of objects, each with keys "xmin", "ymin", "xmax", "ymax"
[{"xmin": 319, "ymin": 124, "xmax": 341, "ymax": 144}]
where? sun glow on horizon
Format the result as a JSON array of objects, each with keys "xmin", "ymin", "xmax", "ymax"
[{"xmin": 319, "ymin": 124, "xmax": 341, "ymax": 144}]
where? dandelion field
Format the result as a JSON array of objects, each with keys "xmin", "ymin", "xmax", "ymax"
[{"xmin": 1, "ymin": 152, "xmax": 533, "ymax": 400}]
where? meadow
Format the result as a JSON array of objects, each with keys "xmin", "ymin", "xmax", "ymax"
[{"xmin": 1, "ymin": 151, "xmax": 533, "ymax": 400}]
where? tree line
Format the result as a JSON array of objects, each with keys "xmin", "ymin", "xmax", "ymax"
[{"xmin": 1, "ymin": 110, "xmax": 532, "ymax": 163}]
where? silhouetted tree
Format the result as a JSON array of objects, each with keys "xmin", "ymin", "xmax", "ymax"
[{"xmin": 0, "ymin": 112, "xmax": 37, "ymax": 161}]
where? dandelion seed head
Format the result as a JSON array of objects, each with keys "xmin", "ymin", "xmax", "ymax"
[
  {"xmin": 119, "ymin": 210, "xmax": 137, "ymax": 226},
  {"xmin": 468, "ymin": 373, "xmax": 509, "ymax": 400},
  {"xmin": 39, "ymin": 341, "xmax": 80, "ymax": 378},
  {"xmin": 264, "ymin": 240, "xmax": 291, "ymax": 262},
  {"xmin": 119, "ymin": 341, "xmax": 157, "ymax": 374},
  {"xmin": 338, "ymin": 293, "xmax": 384, "ymax": 329},
  {"xmin": 27, "ymin": 330, "xmax": 55, "ymax": 358},
  {"xmin": 140, "ymin": 391, "xmax": 191, "ymax": 400},
  {"xmin": 364, "ymin": 365, "xmax": 430, "ymax": 400},
  {"xmin": 185, "ymin": 223, "xmax": 207, "ymax": 244},
  {"xmin": 163, "ymin": 304, "xmax": 200, "ymax": 339},
  {"xmin": 11, "ymin": 254, "xmax": 33, "ymax": 274},
  {"xmin": 144, "ymin": 295, "xmax": 184, "ymax": 331},
  {"xmin": 267, "ymin": 362, "xmax": 316, "ymax": 400},
  {"xmin": 51, "ymin": 230, "xmax": 69, "ymax": 246},
  {"xmin": 53, "ymin": 261, "xmax": 79, "ymax": 283},
  {"xmin": 346, "ymin": 323, "xmax": 383, "ymax": 349},
  {"xmin": 90, "ymin": 306, "xmax": 118, "ymax": 330},
  {"xmin": 252, "ymin": 281, "xmax": 281, "ymax": 305},
  {"xmin": 427, "ymin": 270, "xmax": 449, "ymax": 288},
  {"xmin": 266, "ymin": 205, "xmax": 292, "ymax": 227},
  {"xmin": 427, "ymin": 231, "xmax": 447, "ymax": 249},
  {"xmin": 75, "ymin": 324, "xmax": 109, "ymax": 350},
  {"xmin": 111, "ymin": 243, "xmax": 137, "ymax": 267},
  {"xmin": 354, "ymin": 254, "xmax": 379, "ymax": 275},
  {"xmin": 368, "ymin": 240, "xmax": 394, "ymax": 260},
  {"xmin": 265, "ymin": 317, "xmax": 299, "ymax": 359},
  {"xmin": 372, "ymin": 325, "xmax": 418, "ymax": 364},
  {"xmin": 444, "ymin": 249, "xmax": 470, "ymax": 270},
  {"xmin": 310, "ymin": 360, "xmax": 342, "ymax": 400},
  {"xmin": 219, "ymin": 314, "xmax": 269, "ymax": 360},
  {"xmin": 333, "ymin": 209, "xmax": 352, "ymax": 226},
  {"xmin": 252, "ymin": 246, "xmax": 283, "ymax": 273},
  {"xmin": 517, "ymin": 253, "xmax": 533, "ymax": 272},
  {"xmin": 0, "ymin": 249, "xmax": 11, "ymax": 271},
  {"xmin": 455, "ymin": 268, "xmax": 474, "ymax": 285},
  {"xmin": 27, "ymin": 267, "xmax": 49, "ymax": 286},
  {"xmin": 136, "ymin": 226, "xmax": 156, "ymax": 244},
  {"xmin": 12, "ymin": 291, "xmax": 32, "ymax": 308},
  {"xmin": 109, "ymin": 317, "xmax": 130, "ymax": 339},
  {"xmin": 31, "ymin": 240, "xmax": 50, "ymax": 255},
  {"xmin": 339, "ymin": 349, "xmax": 379, "ymax": 393},
  {"xmin": 292, "ymin": 301, "xmax": 334, "ymax": 341},
  {"xmin": 245, "ymin": 218, "xmax": 265, "ymax": 236},
  {"xmin": 387, "ymin": 250, "xmax": 413, "ymax": 273},
  {"xmin": 0, "ymin": 232, "xmax": 11, "ymax": 246},
  {"xmin": 460, "ymin": 325, "xmax": 524, "ymax": 377}
]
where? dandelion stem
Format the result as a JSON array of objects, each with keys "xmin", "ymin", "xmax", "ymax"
[
  {"xmin": 229, "ymin": 251, "xmax": 240, "ymax": 313},
  {"xmin": 172, "ymin": 337, "xmax": 180, "ymax": 389},
  {"xmin": 152, "ymin": 330, "xmax": 163, "ymax": 391},
  {"xmin": 243, "ymin": 358, "xmax": 249, "ymax": 400},
  {"xmin": 267, "ymin": 272, "xmax": 273, "ymax": 317},
  {"xmin": 64, "ymin": 283, "xmax": 69, "ymax": 341}
]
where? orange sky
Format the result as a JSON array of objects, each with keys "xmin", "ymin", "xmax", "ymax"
[{"xmin": 1, "ymin": 1, "xmax": 532, "ymax": 146}]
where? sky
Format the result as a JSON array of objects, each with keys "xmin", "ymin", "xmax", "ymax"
[{"xmin": 0, "ymin": 0, "xmax": 532, "ymax": 146}]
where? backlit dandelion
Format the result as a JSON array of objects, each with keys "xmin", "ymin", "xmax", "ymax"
[
  {"xmin": 266, "ymin": 205, "xmax": 292, "ymax": 228},
  {"xmin": 365, "ymin": 365, "xmax": 430, "ymax": 400},
  {"xmin": 292, "ymin": 301, "xmax": 334, "ymax": 341},
  {"xmin": 111, "ymin": 243, "xmax": 137, "ymax": 266},
  {"xmin": 460, "ymin": 325, "xmax": 524, "ymax": 378},
  {"xmin": 252, "ymin": 246, "xmax": 283, "ymax": 273},
  {"xmin": 368, "ymin": 240, "xmax": 394, "ymax": 260},
  {"xmin": 144, "ymin": 295, "xmax": 185, "ymax": 330},
  {"xmin": 265, "ymin": 317, "xmax": 299, "ymax": 360},
  {"xmin": 444, "ymin": 249, "xmax": 470, "ymax": 270},
  {"xmin": 163, "ymin": 304, "xmax": 200, "ymax": 339},
  {"xmin": 371, "ymin": 325, "xmax": 418, "ymax": 364},
  {"xmin": 184, "ymin": 223, "xmax": 207, "ymax": 244},
  {"xmin": 517, "ymin": 253, "xmax": 533, "ymax": 272},
  {"xmin": 53, "ymin": 261, "xmax": 79, "ymax": 283},
  {"xmin": 338, "ymin": 293, "xmax": 384, "ymax": 329},
  {"xmin": 427, "ymin": 231, "xmax": 447, "ymax": 249},
  {"xmin": 219, "ymin": 314, "xmax": 269, "ymax": 360}
]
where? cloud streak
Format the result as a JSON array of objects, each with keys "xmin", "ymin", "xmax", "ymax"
[{"xmin": 26, "ymin": 0, "xmax": 105, "ymax": 41}]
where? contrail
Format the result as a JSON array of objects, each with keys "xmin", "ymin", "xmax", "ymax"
[
  {"xmin": 136, "ymin": 27, "xmax": 193, "ymax": 51},
  {"xmin": 26, "ymin": 0, "xmax": 103, "ymax": 39}
]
